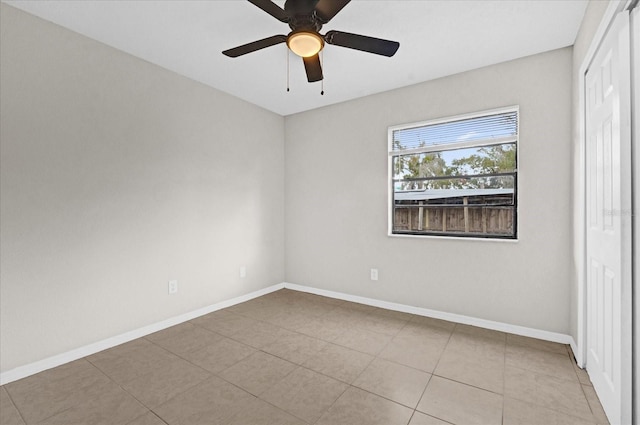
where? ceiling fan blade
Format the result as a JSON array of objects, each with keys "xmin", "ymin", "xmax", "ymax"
[
  {"xmin": 325, "ymin": 30, "xmax": 399, "ymax": 57},
  {"xmin": 222, "ymin": 35, "xmax": 287, "ymax": 57},
  {"xmin": 314, "ymin": 0, "xmax": 350, "ymax": 23},
  {"xmin": 302, "ymin": 54, "xmax": 323, "ymax": 82},
  {"xmin": 248, "ymin": 0, "xmax": 289, "ymax": 22}
]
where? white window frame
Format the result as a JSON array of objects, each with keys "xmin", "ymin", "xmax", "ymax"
[{"xmin": 387, "ymin": 105, "xmax": 519, "ymax": 240}]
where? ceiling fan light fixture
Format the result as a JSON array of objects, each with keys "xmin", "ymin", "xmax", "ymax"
[{"xmin": 287, "ymin": 31, "xmax": 324, "ymax": 57}]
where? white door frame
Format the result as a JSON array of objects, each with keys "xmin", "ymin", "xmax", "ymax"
[
  {"xmin": 632, "ymin": 5, "xmax": 640, "ymax": 421},
  {"xmin": 576, "ymin": 0, "xmax": 634, "ymax": 423}
]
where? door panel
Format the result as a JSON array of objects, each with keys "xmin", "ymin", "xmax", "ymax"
[{"xmin": 584, "ymin": 10, "xmax": 632, "ymax": 425}]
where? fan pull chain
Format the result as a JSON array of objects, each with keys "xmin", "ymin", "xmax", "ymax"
[
  {"xmin": 320, "ymin": 50, "xmax": 324, "ymax": 95},
  {"xmin": 286, "ymin": 47, "xmax": 290, "ymax": 92}
]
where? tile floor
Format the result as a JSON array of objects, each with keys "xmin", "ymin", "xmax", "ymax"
[{"xmin": 1, "ymin": 289, "xmax": 610, "ymax": 425}]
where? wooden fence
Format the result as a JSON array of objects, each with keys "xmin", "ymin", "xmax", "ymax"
[{"xmin": 393, "ymin": 194, "xmax": 514, "ymax": 235}]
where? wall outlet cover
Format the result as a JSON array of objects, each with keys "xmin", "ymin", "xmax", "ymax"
[{"xmin": 168, "ymin": 280, "xmax": 178, "ymax": 294}]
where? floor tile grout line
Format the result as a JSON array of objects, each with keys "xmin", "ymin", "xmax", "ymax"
[
  {"xmin": 303, "ymin": 378, "xmax": 351, "ymax": 425},
  {"xmin": 502, "ymin": 395, "xmax": 601, "ymax": 424},
  {"xmin": 70, "ymin": 360, "xmax": 141, "ymax": 417},
  {"xmin": 3, "ymin": 386, "xmax": 32, "ymax": 425},
  {"xmin": 196, "ymin": 308, "xmax": 371, "ymax": 354},
  {"xmin": 578, "ymin": 379, "xmax": 608, "ymax": 423},
  {"xmin": 139, "ymin": 362, "xmax": 302, "ymax": 425},
  {"xmin": 344, "ymin": 373, "xmax": 431, "ymax": 411},
  {"xmin": 252, "ymin": 362, "xmax": 349, "ymax": 423},
  {"xmin": 503, "ymin": 346, "xmax": 599, "ymax": 423},
  {"xmin": 505, "ymin": 361, "xmax": 590, "ymax": 385},
  {"xmin": 431, "ymin": 324, "xmax": 506, "ymax": 424},
  {"xmin": 411, "ymin": 407, "xmax": 456, "ymax": 425},
  {"xmin": 411, "ymin": 377, "xmax": 459, "ymax": 425},
  {"xmin": 426, "ymin": 321, "xmax": 457, "ymax": 378},
  {"xmin": 253, "ymin": 391, "xmax": 319, "ymax": 425},
  {"xmin": 133, "ymin": 410, "xmax": 170, "ymax": 425},
  {"xmin": 428, "ymin": 372, "xmax": 504, "ymax": 396},
  {"xmin": 503, "ymin": 392, "xmax": 600, "ymax": 423},
  {"xmin": 342, "ymin": 347, "xmax": 376, "ymax": 386},
  {"xmin": 14, "ymin": 358, "xmax": 143, "ymax": 425},
  {"xmin": 144, "ymin": 326, "xmax": 261, "ymax": 378},
  {"xmin": 141, "ymin": 335, "xmax": 221, "ymax": 376},
  {"xmin": 242, "ymin": 316, "xmax": 395, "ymax": 368},
  {"xmin": 339, "ymin": 384, "xmax": 418, "ymax": 413},
  {"xmin": 105, "ymin": 336, "xmax": 227, "ymax": 414},
  {"xmin": 505, "ymin": 342, "xmax": 580, "ymax": 369},
  {"xmin": 27, "ymin": 404, "xmax": 77, "ymax": 425},
  {"xmin": 308, "ymin": 384, "xmax": 402, "ymax": 425},
  {"xmin": 567, "ymin": 344, "xmax": 584, "ymax": 381},
  {"xmin": 257, "ymin": 343, "xmax": 368, "ymax": 387},
  {"xmin": 408, "ymin": 324, "xmax": 455, "ymax": 425},
  {"xmin": 506, "ymin": 340, "xmax": 573, "ymax": 357},
  {"xmin": 405, "ymin": 410, "xmax": 417, "ymax": 425}
]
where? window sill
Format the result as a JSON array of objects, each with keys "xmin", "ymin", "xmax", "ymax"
[{"xmin": 387, "ymin": 233, "xmax": 519, "ymax": 243}]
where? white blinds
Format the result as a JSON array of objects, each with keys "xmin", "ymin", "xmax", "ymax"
[{"xmin": 392, "ymin": 110, "xmax": 518, "ymax": 152}]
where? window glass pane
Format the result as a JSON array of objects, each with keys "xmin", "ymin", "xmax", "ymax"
[
  {"xmin": 392, "ymin": 143, "xmax": 516, "ymax": 180},
  {"xmin": 392, "ymin": 111, "xmax": 517, "ymax": 151},
  {"xmin": 393, "ymin": 175, "xmax": 515, "ymax": 194},
  {"xmin": 392, "ymin": 152, "xmax": 449, "ymax": 180}
]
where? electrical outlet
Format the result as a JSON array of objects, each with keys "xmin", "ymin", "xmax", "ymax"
[
  {"xmin": 168, "ymin": 280, "xmax": 178, "ymax": 294},
  {"xmin": 370, "ymin": 268, "xmax": 378, "ymax": 281},
  {"xmin": 239, "ymin": 266, "xmax": 246, "ymax": 279}
]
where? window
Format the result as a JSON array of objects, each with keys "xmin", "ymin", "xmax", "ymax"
[{"xmin": 388, "ymin": 107, "xmax": 518, "ymax": 239}]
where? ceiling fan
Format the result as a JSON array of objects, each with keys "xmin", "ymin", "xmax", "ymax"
[{"xmin": 222, "ymin": 0, "xmax": 400, "ymax": 83}]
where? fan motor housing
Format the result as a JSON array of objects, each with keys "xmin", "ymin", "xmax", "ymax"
[{"xmin": 285, "ymin": 0, "xmax": 323, "ymax": 32}]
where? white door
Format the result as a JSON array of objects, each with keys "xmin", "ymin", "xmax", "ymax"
[{"xmin": 584, "ymin": 10, "xmax": 632, "ymax": 425}]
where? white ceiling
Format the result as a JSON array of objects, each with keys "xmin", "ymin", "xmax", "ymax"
[{"xmin": 4, "ymin": 0, "xmax": 587, "ymax": 116}]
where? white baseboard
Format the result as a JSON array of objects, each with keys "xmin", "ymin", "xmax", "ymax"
[
  {"xmin": 2, "ymin": 280, "xmax": 578, "ymax": 385},
  {"xmin": 0, "ymin": 283, "xmax": 284, "ymax": 386},
  {"xmin": 569, "ymin": 338, "xmax": 584, "ymax": 368},
  {"xmin": 284, "ymin": 282, "xmax": 574, "ymax": 345}
]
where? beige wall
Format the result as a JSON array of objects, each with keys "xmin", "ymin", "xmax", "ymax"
[
  {"xmin": 285, "ymin": 47, "xmax": 574, "ymax": 334},
  {"xmin": 0, "ymin": 4, "xmax": 285, "ymax": 373}
]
